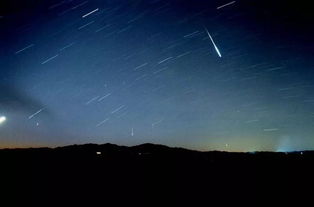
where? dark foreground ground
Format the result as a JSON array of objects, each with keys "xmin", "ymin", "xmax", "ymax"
[{"xmin": 1, "ymin": 143, "xmax": 313, "ymax": 206}]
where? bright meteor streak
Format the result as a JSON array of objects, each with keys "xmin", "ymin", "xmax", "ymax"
[
  {"xmin": 82, "ymin": 8, "xmax": 99, "ymax": 18},
  {"xmin": 204, "ymin": 27, "xmax": 222, "ymax": 58},
  {"xmin": 217, "ymin": 1, "xmax": 236, "ymax": 10}
]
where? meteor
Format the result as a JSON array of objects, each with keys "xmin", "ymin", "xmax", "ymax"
[
  {"xmin": 82, "ymin": 8, "xmax": 99, "ymax": 18},
  {"xmin": 28, "ymin": 108, "xmax": 44, "ymax": 119},
  {"xmin": 217, "ymin": 1, "xmax": 236, "ymax": 10},
  {"xmin": 204, "ymin": 27, "xmax": 222, "ymax": 58}
]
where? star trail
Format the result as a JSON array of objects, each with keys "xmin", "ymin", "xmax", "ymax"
[{"xmin": 1, "ymin": 0, "xmax": 314, "ymax": 151}]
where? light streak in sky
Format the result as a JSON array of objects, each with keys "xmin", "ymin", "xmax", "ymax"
[
  {"xmin": 41, "ymin": 54, "xmax": 59, "ymax": 65},
  {"xmin": 204, "ymin": 27, "xmax": 222, "ymax": 57},
  {"xmin": 15, "ymin": 44, "xmax": 34, "ymax": 54},
  {"xmin": 82, "ymin": 8, "xmax": 99, "ymax": 18},
  {"xmin": 96, "ymin": 118, "xmax": 109, "ymax": 127},
  {"xmin": 263, "ymin": 128, "xmax": 279, "ymax": 132},
  {"xmin": 217, "ymin": 1, "xmax": 236, "ymax": 10},
  {"xmin": 28, "ymin": 108, "xmax": 44, "ymax": 119}
]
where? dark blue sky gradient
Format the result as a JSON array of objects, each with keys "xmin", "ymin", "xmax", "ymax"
[{"xmin": 1, "ymin": 0, "xmax": 314, "ymax": 151}]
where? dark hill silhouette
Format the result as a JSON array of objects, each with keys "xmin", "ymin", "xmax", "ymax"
[{"xmin": 1, "ymin": 143, "xmax": 313, "ymax": 206}]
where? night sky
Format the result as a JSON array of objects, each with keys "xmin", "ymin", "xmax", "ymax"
[{"xmin": 1, "ymin": 0, "xmax": 314, "ymax": 151}]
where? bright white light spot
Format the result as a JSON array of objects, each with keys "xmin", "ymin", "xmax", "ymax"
[
  {"xmin": 0, "ymin": 116, "xmax": 6, "ymax": 124},
  {"xmin": 96, "ymin": 151, "xmax": 101, "ymax": 155}
]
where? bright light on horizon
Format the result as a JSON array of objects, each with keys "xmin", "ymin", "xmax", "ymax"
[{"xmin": 0, "ymin": 116, "xmax": 6, "ymax": 124}]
